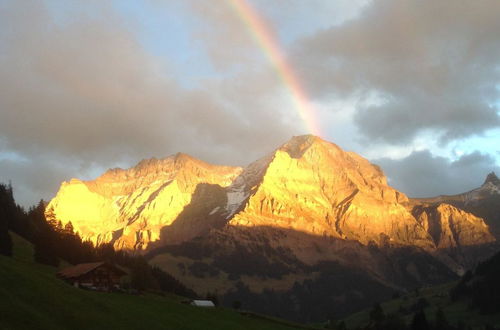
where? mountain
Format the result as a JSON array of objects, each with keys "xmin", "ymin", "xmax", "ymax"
[
  {"xmin": 46, "ymin": 153, "xmax": 242, "ymax": 249},
  {"xmin": 414, "ymin": 171, "xmax": 500, "ymax": 238},
  {"xmin": 46, "ymin": 135, "xmax": 497, "ymax": 322},
  {"xmin": 47, "ymin": 135, "xmax": 494, "ymax": 251}
]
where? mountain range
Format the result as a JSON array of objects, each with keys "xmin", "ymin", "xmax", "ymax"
[{"xmin": 45, "ymin": 135, "xmax": 499, "ymax": 322}]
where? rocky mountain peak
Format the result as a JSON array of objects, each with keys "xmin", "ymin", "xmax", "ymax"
[
  {"xmin": 483, "ymin": 172, "xmax": 500, "ymax": 186},
  {"xmin": 279, "ymin": 134, "xmax": 325, "ymax": 159},
  {"xmin": 132, "ymin": 152, "xmax": 194, "ymax": 171}
]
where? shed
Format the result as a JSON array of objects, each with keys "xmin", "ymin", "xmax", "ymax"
[
  {"xmin": 57, "ymin": 261, "xmax": 127, "ymax": 290},
  {"xmin": 190, "ymin": 300, "xmax": 215, "ymax": 307}
]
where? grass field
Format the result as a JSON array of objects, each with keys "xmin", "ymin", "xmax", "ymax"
[
  {"xmin": 0, "ymin": 233, "xmax": 310, "ymax": 330},
  {"xmin": 343, "ymin": 281, "xmax": 500, "ymax": 329}
]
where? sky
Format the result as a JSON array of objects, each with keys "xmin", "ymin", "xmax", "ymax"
[{"xmin": 0, "ymin": 0, "xmax": 499, "ymax": 207}]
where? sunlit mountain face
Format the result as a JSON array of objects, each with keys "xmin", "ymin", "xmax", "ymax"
[
  {"xmin": 46, "ymin": 135, "xmax": 497, "ymax": 322},
  {"xmin": 47, "ymin": 135, "xmax": 494, "ymax": 251}
]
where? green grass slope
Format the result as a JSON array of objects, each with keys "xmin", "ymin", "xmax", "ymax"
[
  {"xmin": 343, "ymin": 282, "xmax": 500, "ymax": 329},
  {"xmin": 0, "ymin": 233, "xmax": 305, "ymax": 330}
]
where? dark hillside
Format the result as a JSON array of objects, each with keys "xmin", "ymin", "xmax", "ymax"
[{"xmin": 0, "ymin": 233, "xmax": 310, "ymax": 330}]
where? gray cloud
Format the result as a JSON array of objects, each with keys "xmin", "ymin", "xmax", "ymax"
[
  {"xmin": 0, "ymin": 155, "xmax": 78, "ymax": 208},
  {"xmin": 0, "ymin": 0, "xmax": 299, "ymax": 206},
  {"xmin": 183, "ymin": 0, "xmax": 369, "ymax": 70},
  {"xmin": 296, "ymin": 0, "xmax": 500, "ymax": 144},
  {"xmin": 374, "ymin": 150, "xmax": 500, "ymax": 198}
]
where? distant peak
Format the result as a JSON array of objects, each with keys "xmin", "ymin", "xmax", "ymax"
[
  {"xmin": 134, "ymin": 153, "xmax": 195, "ymax": 168},
  {"xmin": 280, "ymin": 135, "xmax": 323, "ymax": 158},
  {"xmin": 291, "ymin": 134, "xmax": 321, "ymax": 142},
  {"xmin": 173, "ymin": 152, "xmax": 195, "ymax": 161},
  {"xmin": 484, "ymin": 172, "xmax": 500, "ymax": 186}
]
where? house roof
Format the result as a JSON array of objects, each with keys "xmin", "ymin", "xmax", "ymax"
[
  {"xmin": 191, "ymin": 300, "xmax": 215, "ymax": 307},
  {"xmin": 57, "ymin": 261, "xmax": 127, "ymax": 279}
]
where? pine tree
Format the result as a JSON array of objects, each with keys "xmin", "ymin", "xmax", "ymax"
[
  {"xmin": 0, "ymin": 183, "xmax": 14, "ymax": 256},
  {"xmin": 63, "ymin": 221, "xmax": 74, "ymax": 235},
  {"xmin": 0, "ymin": 225, "xmax": 13, "ymax": 256},
  {"xmin": 410, "ymin": 310, "xmax": 429, "ymax": 330},
  {"xmin": 370, "ymin": 303, "xmax": 385, "ymax": 325},
  {"xmin": 206, "ymin": 291, "xmax": 220, "ymax": 306},
  {"xmin": 337, "ymin": 320, "xmax": 347, "ymax": 330},
  {"xmin": 434, "ymin": 308, "xmax": 449, "ymax": 330},
  {"xmin": 29, "ymin": 200, "xmax": 59, "ymax": 266}
]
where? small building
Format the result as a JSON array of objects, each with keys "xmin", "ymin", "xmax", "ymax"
[
  {"xmin": 57, "ymin": 261, "xmax": 127, "ymax": 291},
  {"xmin": 190, "ymin": 300, "xmax": 215, "ymax": 307}
]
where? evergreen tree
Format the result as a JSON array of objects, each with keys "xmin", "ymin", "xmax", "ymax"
[
  {"xmin": 0, "ymin": 183, "xmax": 14, "ymax": 256},
  {"xmin": 206, "ymin": 292, "xmax": 220, "ymax": 306},
  {"xmin": 369, "ymin": 303, "xmax": 385, "ymax": 325},
  {"xmin": 130, "ymin": 257, "xmax": 158, "ymax": 291},
  {"xmin": 383, "ymin": 313, "xmax": 407, "ymax": 330},
  {"xmin": 434, "ymin": 308, "xmax": 449, "ymax": 330},
  {"xmin": 336, "ymin": 320, "xmax": 347, "ymax": 330},
  {"xmin": 63, "ymin": 222, "xmax": 74, "ymax": 235},
  {"xmin": 30, "ymin": 200, "xmax": 59, "ymax": 266},
  {"xmin": 410, "ymin": 310, "xmax": 429, "ymax": 330},
  {"xmin": 232, "ymin": 300, "xmax": 242, "ymax": 310},
  {"xmin": 150, "ymin": 266, "xmax": 195, "ymax": 297},
  {"xmin": 0, "ymin": 219, "xmax": 13, "ymax": 256}
]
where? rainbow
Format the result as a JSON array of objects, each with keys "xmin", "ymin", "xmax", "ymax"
[{"xmin": 227, "ymin": 0, "xmax": 322, "ymax": 136}]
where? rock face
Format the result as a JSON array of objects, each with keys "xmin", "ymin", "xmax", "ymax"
[
  {"xmin": 227, "ymin": 136, "xmax": 433, "ymax": 247},
  {"xmin": 415, "ymin": 171, "xmax": 500, "ymax": 238},
  {"xmin": 412, "ymin": 204, "xmax": 493, "ymax": 249}
]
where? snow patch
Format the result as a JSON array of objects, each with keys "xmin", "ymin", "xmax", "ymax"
[
  {"xmin": 225, "ymin": 185, "xmax": 249, "ymax": 219},
  {"xmin": 222, "ymin": 153, "xmax": 272, "ymax": 219}
]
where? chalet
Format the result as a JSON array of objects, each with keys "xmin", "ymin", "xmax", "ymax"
[{"xmin": 57, "ymin": 261, "xmax": 127, "ymax": 291}]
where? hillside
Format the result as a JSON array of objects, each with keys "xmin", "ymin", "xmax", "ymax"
[
  {"xmin": 343, "ymin": 283, "xmax": 500, "ymax": 329},
  {"xmin": 0, "ymin": 233, "xmax": 310, "ymax": 330}
]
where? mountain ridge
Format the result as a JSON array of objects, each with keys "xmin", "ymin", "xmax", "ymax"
[{"xmin": 46, "ymin": 135, "xmax": 495, "ymax": 252}]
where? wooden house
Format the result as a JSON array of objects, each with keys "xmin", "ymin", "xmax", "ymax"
[{"xmin": 57, "ymin": 261, "xmax": 127, "ymax": 290}]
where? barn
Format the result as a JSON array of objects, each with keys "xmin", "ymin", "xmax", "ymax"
[{"xmin": 57, "ymin": 261, "xmax": 127, "ymax": 291}]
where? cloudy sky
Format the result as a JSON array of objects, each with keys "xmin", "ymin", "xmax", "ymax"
[{"xmin": 1, "ymin": 0, "xmax": 499, "ymax": 207}]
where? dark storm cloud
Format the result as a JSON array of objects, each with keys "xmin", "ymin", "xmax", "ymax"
[
  {"xmin": 296, "ymin": 0, "xmax": 500, "ymax": 144},
  {"xmin": 0, "ymin": 1, "xmax": 293, "ymax": 159},
  {"xmin": 374, "ymin": 151, "xmax": 500, "ymax": 198}
]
